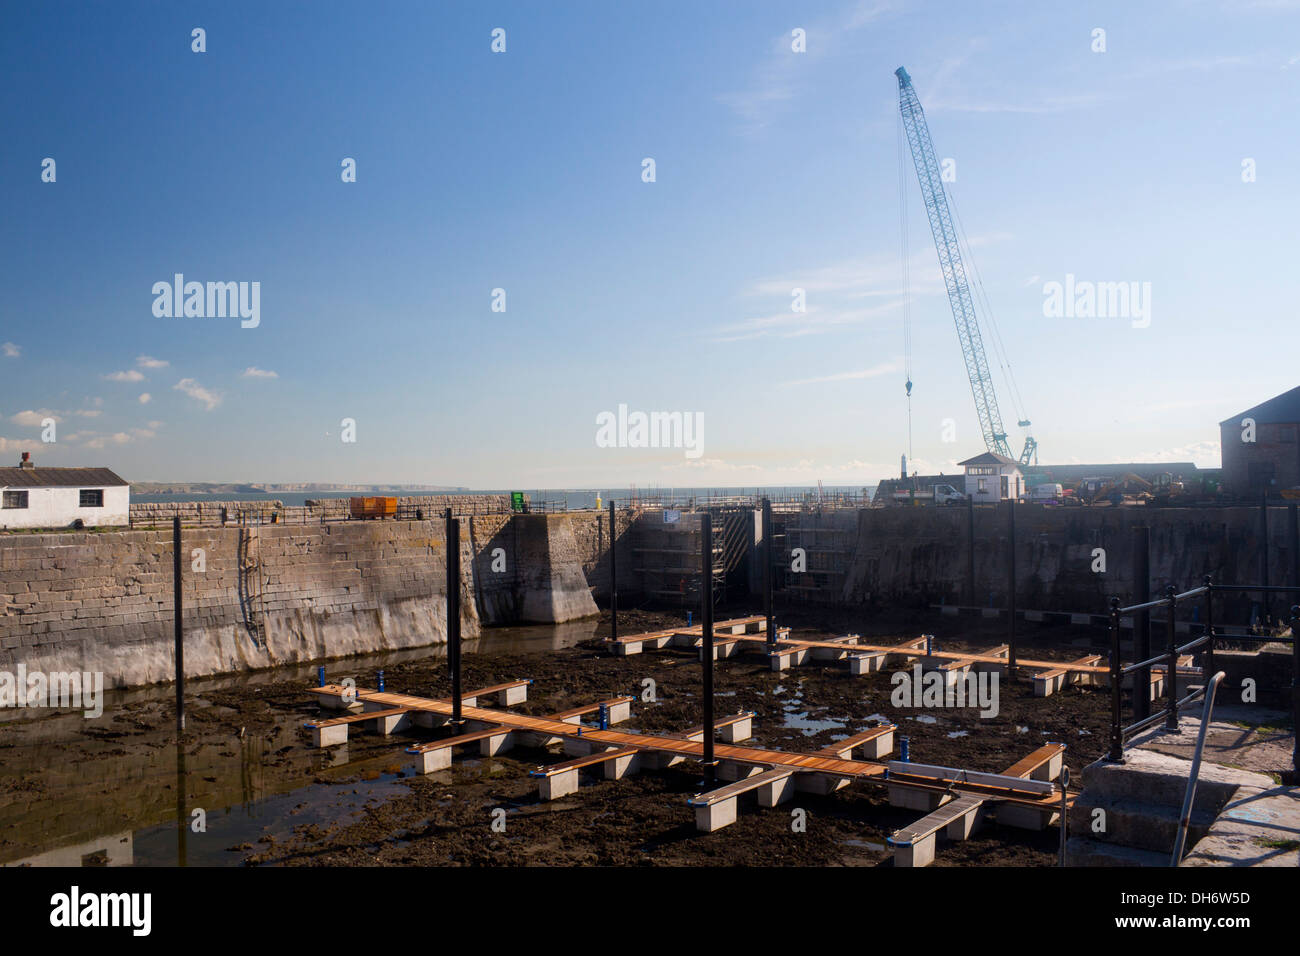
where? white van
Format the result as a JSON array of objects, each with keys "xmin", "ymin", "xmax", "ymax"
[{"xmin": 1031, "ymin": 483, "xmax": 1064, "ymax": 503}]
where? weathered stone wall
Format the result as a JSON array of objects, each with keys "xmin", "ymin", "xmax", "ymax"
[{"xmin": 0, "ymin": 511, "xmax": 595, "ymax": 689}]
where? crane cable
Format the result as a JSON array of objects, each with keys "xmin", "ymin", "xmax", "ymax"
[{"xmin": 897, "ymin": 111, "xmax": 913, "ymax": 465}]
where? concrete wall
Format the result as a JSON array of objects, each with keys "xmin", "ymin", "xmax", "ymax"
[
  {"xmin": 0, "ymin": 513, "xmax": 597, "ymax": 688},
  {"xmin": 834, "ymin": 503, "xmax": 1299, "ymax": 618},
  {"xmin": 1, "ymin": 486, "xmax": 129, "ymax": 530}
]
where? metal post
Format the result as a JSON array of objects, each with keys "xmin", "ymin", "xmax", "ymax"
[
  {"xmin": 445, "ymin": 508, "xmax": 462, "ymax": 727},
  {"xmin": 1292, "ymin": 606, "xmax": 1300, "ymax": 778},
  {"xmin": 763, "ymin": 497, "xmax": 774, "ymax": 649},
  {"xmin": 1058, "ymin": 765, "xmax": 1070, "ymax": 867},
  {"xmin": 967, "ymin": 495, "xmax": 976, "ymax": 606},
  {"xmin": 609, "ymin": 499, "xmax": 618, "ymax": 643},
  {"xmin": 1133, "ymin": 526, "xmax": 1151, "ymax": 722},
  {"xmin": 1165, "ymin": 585, "xmax": 1180, "ymax": 732},
  {"xmin": 1290, "ymin": 504, "xmax": 1299, "ymax": 594},
  {"xmin": 173, "ymin": 516, "xmax": 184, "ymax": 733},
  {"xmin": 1202, "ymin": 576, "xmax": 1214, "ymax": 683},
  {"xmin": 1107, "ymin": 597, "xmax": 1123, "ymax": 762},
  {"xmin": 1006, "ymin": 499, "xmax": 1016, "ymax": 680},
  {"xmin": 701, "ymin": 511, "xmax": 715, "ymax": 786},
  {"xmin": 1260, "ymin": 493, "xmax": 1271, "ymax": 626},
  {"xmin": 1171, "ymin": 671, "xmax": 1227, "ymax": 866}
]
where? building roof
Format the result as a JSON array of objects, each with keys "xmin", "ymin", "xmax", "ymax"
[
  {"xmin": 0, "ymin": 467, "xmax": 128, "ymax": 488},
  {"xmin": 1221, "ymin": 385, "xmax": 1300, "ymax": 426},
  {"xmin": 958, "ymin": 452, "xmax": 1021, "ymax": 468}
]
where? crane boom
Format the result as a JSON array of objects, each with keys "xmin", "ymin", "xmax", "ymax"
[{"xmin": 895, "ymin": 66, "xmax": 1037, "ymax": 466}]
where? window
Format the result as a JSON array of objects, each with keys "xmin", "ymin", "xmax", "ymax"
[
  {"xmin": 2, "ymin": 490, "xmax": 28, "ymax": 510},
  {"xmin": 79, "ymin": 489, "xmax": 104, "ymax": 508},
  {"xmin": 977, "ymin": 478, "xmax": 987, "ymax": 493}
]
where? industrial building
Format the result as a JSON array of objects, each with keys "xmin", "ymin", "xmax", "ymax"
[{"xmin": 1220, "ymin": 385, "xmax": 1300, "ymax": 496}]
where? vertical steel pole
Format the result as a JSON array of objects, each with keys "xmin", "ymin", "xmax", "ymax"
[
  {"xmin": 966, "ymin": 495, "xmax": 976, "ymax": 606},
  {"xmin": 1203, "ymin": 576, "xmax": 1214, "ymax": 684},
  {"xmin": 173, "ymin": 516, "xmax": 185, "ymax": 733},
  {"xmin": 1007, "ymin": 499, "xmax": 1017, "ymax": 680},
  {"xmin": 1165, "ymin": 585, "xmax": 1180, "ymax": 732},
  {"xmin": 1107, "ymin": 597, "xmax": 1123, "ymax": 762},
  {"xmin": 763, "ymin": 497, "xmax": 774, "ymax": 650},
  {"xmin": 701, "ymin": 511, "xmax": 715, "ymax": 785},
  {"xmin": 1133, "ymin": 525, "xmax": 1152, "ymax": 722},
  {"xmin": 1261, "ymin": 493, "xmax": 1271, "ymax": 626},
  {"xmin": 446, "ymin": 509, "xmax": 462, "ymax": 726},
  {"xmin": 609, "ymin": 499, "xmax": 618, "ymax": 643},
  {"xmin": 1290, "ymin": 504, "xmax": 1300, "ymax": 594},
  {"xmin": 1292, "ymin": 605, "xmax": 1300, "ymax": 778}
]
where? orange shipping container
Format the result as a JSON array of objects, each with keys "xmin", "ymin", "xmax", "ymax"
[{"xmin": 349, "ymin": 496, "xmax": 397, "ymax": 519}]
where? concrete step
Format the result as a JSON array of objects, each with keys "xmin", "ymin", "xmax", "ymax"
[
  {"xmin": 1069, "ymin": 797, "xmax": 1214, "ymax": 853},
  {"xmin": 1065, "ymin": 836, "xmax": 1170, "ymax": 867},
  {"xmin": 1078, "ymin": 748, "xmax": 1274, "ymax": 816}
]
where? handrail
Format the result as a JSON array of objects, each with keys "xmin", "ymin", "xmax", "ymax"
[
  {"xmin": 1171, "ymin": 671, "xmax": 1227, "ymax": 866},
  {"xmin": 1106, "ymin": 578, "xmax": 1300, "ymax": 780}
]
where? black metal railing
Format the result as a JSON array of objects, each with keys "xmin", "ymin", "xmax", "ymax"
[{"xmin": 1106, "ymin": 577, "xmax": 1299, "ymax": 777}]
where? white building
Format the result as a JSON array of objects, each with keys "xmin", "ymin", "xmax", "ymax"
[
  {"xmin": 0, "ymin": 453, "xmax": 129, "ymax": 530},
  {"xmin": 958, "ymin": 451, "xmax": 1024, "ymax": 504}
]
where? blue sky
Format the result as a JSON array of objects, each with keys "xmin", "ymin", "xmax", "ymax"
[{"xmin": 2, "ymin": 0, "xmax": 1298, "ymax": 488}]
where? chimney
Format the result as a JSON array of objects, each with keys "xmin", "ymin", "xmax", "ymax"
[{"xmin": 19, "ymin": 452, "xmax": 33, "ymax": 470}]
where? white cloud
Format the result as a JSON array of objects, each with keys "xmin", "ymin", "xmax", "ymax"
[
  {"xmin": 241, "ymin": 366, "xmax": 279, "ymax": 379},
  {"xmin": 174, "ymin": 378, "xmax": 223, "ymax": 411},
  {"xmin": 1, "ymin": 342, "xmax": 20, "ymax": 358},
  {"xmin": 136, "ymin": 355, "xmax": 169, "ymax": 369},
  {"xmin": 139, "ymin": 393, "xmax": 152, "ymax": 405},
  {"xmin": 780, "ymin": 360, "xmax": 902, "ymax": 387},
  {"xmin": 0, "ymin": 436, "xmax": 40, "ymax": 452},
  {"xmin": 74, "ymin": 408, "xmax": 101, "ymax": 418},
  {"xmin": 717, "ymin": 2, "xmax": 892, "ymax": 131},
  {"xmin": 104, "ymin": 370, "xmax": 145, "ymax": 383},
  {"xmin": 9, "ymin": 409, "xmax": 61, "ymax": 427}
]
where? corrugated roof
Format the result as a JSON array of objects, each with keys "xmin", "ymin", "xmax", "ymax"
[
  {"xmin": 958, "ymin": 452, "xmax": 1021, "ymax": 467},
  {"xmin": 0, "ymin": 467, "xmax": 128, "ymax": 488},
  {"xmin": 1221, "ymin": 385, "xmax": 1300, "ymax": 426}
]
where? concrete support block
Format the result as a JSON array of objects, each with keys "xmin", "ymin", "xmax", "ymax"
[
  {"xmin": 613, "ymin": 641, "xmax": 642, "ymax": 656},
  {"xmin": 498, "ymin": 684, "xmax": 528, "ymax": 706},
  {"xmin": 889, "ymin": 785, "xmax": 945, "ymax": 812},
  {"xmin": 408, "ymin": 747, "xmax": 452, "ymax": 776},
  {"xmin": 1034, "ymin": 672, "xmax": 1067, "ymax": 697},
  {"xmin": 311, "ymin": 723, "xmax": 348, "ymax": 747},
  {"xmin": 694, "ymin": 798, "xmax": 737, "ymax": 833},
  {"xmin": 538, "ymin": 768, "xmax": 579, "ymax": 801},
  {"xmin": 890, "ymin": 835, "xmax": 935, "ymax": 868},
  {"xmin": 715, "ymin": 762, "xmax": 763, "ymax": 783},
  {"xmin": 372, "ymin": 712, "xmax": 412, "ymax": 735},
  {"xmin": 997, "ymin": 804, "xmax": 1056, "ymax": 831},
  {"xmin": 1030, "ymin": 751, "xmax": 1064, "ymax": 782},
  {"xmin": 413, "ymin": 711, "xmax": 450, "ymax": 729},
  {"xmin": 604, "ymin": 751, "xmax": 642, "ymax": 780},
  {"xmin": 562, "ymin": 737, "xmax": 595, "ymax": 758},
  {"xmin": 795, "ymin": 773, "xmax": 849, "ymax": 796},
  {"xmin": 758, "ymin": 773, "xmax": 797, "ymax": 807},
  {"xmin": 849, "ymin": 652, "xmax": 886, "ymax": 675},
  {"xmin": 860, "ymin": 729, "xmax": 894, "ymax": 759},
  {"xmin": 1025, "ymin": 610, "xmax": 1045, "ymax": 622},
  {"xmin": 606, "ymin": 699, "xmax": 631, "ymax": 724},
  {"xmin": 719, "ymin": 715, "xmax": 752, "ymax": 743},
  {"xmin": 945, "ymin": 805, "xmax": 986, "ymax": 841},
  {"xmin": 479, "ymin": 731, "xmax": 514, "ymax": 756}
]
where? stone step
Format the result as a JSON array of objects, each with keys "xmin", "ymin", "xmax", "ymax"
[
  {"xmin": 1065, "ymin": 836, "xmax": 1170, "ymax": 867},
  {"xmin": 1069, "ymin": 797, "xmax": 1215, "ymax": 853},
  {"xmin": 1078, "ymin": 748, "xmax": 1274, "ymax": 815}
]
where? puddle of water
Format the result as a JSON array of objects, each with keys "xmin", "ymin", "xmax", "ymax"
[
  {"xmin": 782, "ymin": 710, "xmax": 847, "ymax": 737},
  {"xmin": 911, "ymin": 715, "xmax": 939, "ymax": 725},
  {"xmin": 947, "ymin": 730, "xmax": 969, "ymax": 739},
  {"xmin": 842, "ymin": 839, "xmax": 886, "ymax": 852}
]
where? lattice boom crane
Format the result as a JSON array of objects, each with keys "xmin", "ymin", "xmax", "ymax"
[{"xmin": 895, "ymin": 66, "xmax": 1037, "ymax": 466}]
